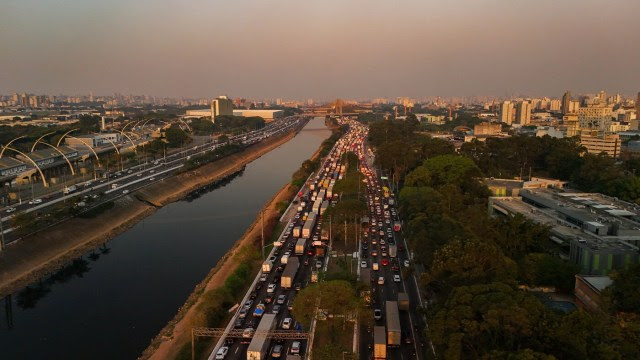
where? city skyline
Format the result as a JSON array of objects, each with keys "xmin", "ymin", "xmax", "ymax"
[{"xmin": 2, "ymin": 0, "xmax": 639, "ymax": 99}]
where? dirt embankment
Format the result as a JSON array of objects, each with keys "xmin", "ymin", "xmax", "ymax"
[
  {"xmin": 141, "ymin": 129, "xmax": 329, "ymax": 360},
  {"xmin": 0, "ymin": 128, "xmax": 300, "ymax": 298}
]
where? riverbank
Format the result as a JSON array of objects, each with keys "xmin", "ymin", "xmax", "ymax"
[
  {"xmin": 0, "ymin": 128, "xmax": 300, "ymax": 298},
  {"xmin": 141, "ymin": 127, "xmax": 330, "ymax": 360}
]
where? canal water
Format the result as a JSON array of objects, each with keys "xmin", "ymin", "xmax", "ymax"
[{"xmin": 0, "ymin": 118, "xmax": 331, "ymax": 360}]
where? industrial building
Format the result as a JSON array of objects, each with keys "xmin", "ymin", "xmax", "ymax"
[
  {"xmin": 17, "ymin": 146, "xmax": 79, "ymax": 169},
  {"xmin": 184, "ymin": 109, "xmax": 212, "ymax": 118},
  {"xmin": 0, "ymin": 157, "xmax": 28, "ymax": 179},
  {"xmin": 232, "ymin": 109, "xmax": 284, "ymax": 121},
  {"xmin": 65, "ymin": 133, "xmax": 123, "ymax": 148},
  {"xmin": 490, "ymin": 187, "xmax": 640, "ymax": 275}
]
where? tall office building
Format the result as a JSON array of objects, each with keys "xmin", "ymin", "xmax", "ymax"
[
  {"xmin": 516, "ymin": 101, "xmax": 531, "ymax": 125},
  {"xmin": 500, "ymin": 101, "xmax": 515, "ymax": 125},
  {"xmin": 211, "ymin": 95, "xmax": 234, "ymax": 123},
  {"xmin": 562, "ymin": 91, "xmax": 571, "ymax": 114}
]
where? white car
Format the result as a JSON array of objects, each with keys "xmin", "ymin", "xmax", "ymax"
[
  {"xmin": 360, "ymin": 261, "xmax": 367, "ymax": 268},
  {"xmin": 290, "ymin": 341, "xmax": 301, "ymax": 355},
  {"xmin": 404, "ymin": 259, "xmax": 410, "ymax": 268},
  {"xmin": 267, "ymin": 283, "xmax": 277, "ymax": 293},
  {"xmin": 215, "ymin": 346, "xmax": 228, "ymax": 359},
  {"xmin": 282, "ymin": 317, "xmax": 293, "ymax": 329},
  {"xmin": 122, "ymin": 189, "xmax": 129, "ymax": 194},
  {"xmin": 378, "ymin": 277, "xmax": 385, "ymax": 285},
  {"xmin": 393, "ymin": 274, "xmax": 401, "ymax": 283},
  {"xmin": 5, "ymin": 207, "xmax": 17, "ymax": 213}
]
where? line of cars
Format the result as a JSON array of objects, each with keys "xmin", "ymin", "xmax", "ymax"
[
  {"xmin": 214, "ymin": 121, "xmax": 366, "ymax": 360},
  {"xmin": 351, "ymin": 135, "xmax": 421, "ymax": 359}
]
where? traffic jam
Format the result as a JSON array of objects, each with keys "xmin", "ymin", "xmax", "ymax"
[
  {"xmin": 352, "ymin": 128, "xmax": 422, "ymax": 360},
  {"xmin": 212, "ymin": 121, "xmax": 369, "ymax": 360}
]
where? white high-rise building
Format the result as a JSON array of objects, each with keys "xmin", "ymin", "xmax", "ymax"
[
  {"xmin": 500, "ymin": 101, "xmax": 515, "ymax": 125},
  {"xmin": 516, "ymin": 101, "xmax": 531, "ymax": 125},
  {"xmin": 211, "ymin": 95, "xmax": 233, "ymax": 123}
]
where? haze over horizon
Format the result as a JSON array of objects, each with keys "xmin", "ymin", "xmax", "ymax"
[{"xmin": 2, "ymin": 0, "xmax": 639, "ymax": 99}]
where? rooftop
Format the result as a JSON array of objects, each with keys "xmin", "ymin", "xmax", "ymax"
[{"xmin": 578, "ymin": 275, "xmax": 613, "ymax": 293}]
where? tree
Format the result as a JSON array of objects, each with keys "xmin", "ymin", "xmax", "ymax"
[
  {"xmin": 292, "ymin": 280, "xmax": 361, "ymax": 328},
  {"xmin": 425, "ymin": 238, "xmax": 517, "ymax": 291},
  {"xmin": 491, "ymin": 214, "xmax": 551, "ymax": 259},
  {"xmin": 404, "ymin": 166, "xmax": 432, "ymax": 187},
  {"xmin": 519, "ymin": 253, "xmax": 580, "ymax": 292},
  {"xmin": 429, "ymin": 282, "xmax": 550, "ymax": 359},
  {"xmin": 423, "ymin": 154, "xmax": 484, "ymax": 189},
  {"xmin": 604, "ymin": 263, "xmax": 640, "ymax": 313},
  {"xmin": 165, "ymin": 126, "xmax": 190, "ymax": 147}
]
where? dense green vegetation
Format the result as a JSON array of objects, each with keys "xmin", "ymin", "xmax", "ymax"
[
  {"xmin": 212, "ymin": 115, "xmax": 265, "ymax": 134},
  {"xmin": 364, "ymin": 118, "xmax": 640, "ymax": 359}
]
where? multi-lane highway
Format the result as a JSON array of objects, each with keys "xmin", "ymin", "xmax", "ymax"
[
  {"xmin": 355, "ymin": 146, "xmax": 427, "ymax": 360},
  {"xmin": 210, "ymin": 119, "xmax": 427, "ymax": 360},
  {"xmin": 0, "ymin": 116, "xmax": 305, "ymax": 243},
  {"xmin": 210, "ymin": 120, "xmax": 369, "ymax": 360}
]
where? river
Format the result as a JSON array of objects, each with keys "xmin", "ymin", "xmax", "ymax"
[{"xmin": 0, "ymin": 117, "xmax": 331, "ymax": 360}]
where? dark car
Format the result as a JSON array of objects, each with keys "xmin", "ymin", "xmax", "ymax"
[
  {"xmin": 265, "ymin": 294, "xmax": 274, "ymax": 304},
  {"xmin": 255, "ymin": 283, "xmax": 263, "ymax": 291},
  {"xmin": 295, "ymin": 283, "xmax": 302, "ymax": 291},
  {"xmin": 234, "ymin": 318, "xmax": 244, "ymax": 328},
  {"xmin": 249, "ymin": 292, "xmax": 257, "ymax": 300},
  {"xmin": 277, "ymin": 264, "xmax": 286, "ymax": 272}
]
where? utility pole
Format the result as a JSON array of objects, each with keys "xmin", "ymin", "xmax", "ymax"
[
  {"xmin": 344, "ymin": 218, "xmax": 347, "ymax": 251},
  {"xmin": 0, "ymin": 216, "xmax": 5, "ymax": 252},
  {"xmin": 261, "ymin": 208, "xmax": 265, "ymax": 259}
]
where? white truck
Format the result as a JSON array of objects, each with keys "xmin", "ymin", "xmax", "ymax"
[
  {"xmin": 386, "ymin": 301, "xmax": 401, "ymax": 347},
  {"xmin": 63, "ymin": 185, "xmax": 78, "ymax": 195},
  {"xmin": 281, "ymin": 257, "xmax": 299, "ymax": 289},
  {"xmin": 246, "ymin": 314, "xmax": 277, "ymax": 360},
  {"xmin": 302, "ymin": 212, "xmax": 317, "ymax": 239},
  {"xmin": 261, "ymin": 260, "xmax": 273, "ymax": 273},
  {"xmin": 295, "ymin": 238, "xmax": 306, "ymax": 256},
  {"xmin": 292, "ymin": 226, "xmax": 301, "ymax": 238}
]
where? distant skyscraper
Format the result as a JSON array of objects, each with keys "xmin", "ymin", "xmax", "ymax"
[
  {"xmin": 562, "ymin": 91, "xmax": 571, "ymax": 114},
  {"xmin": 636, "ymin": 92, "xmax": 640, "ymax": 120},
  {"xmin": 500, "ymin": 101, "xmax": 514, "ymax": 125},
  {"xmin": 598, "ymin": 90, "xmax": 607, "ymax": 104},
  {"xmin": 516, "ymin": 101, "xmax": 531, "ymax": 125}
]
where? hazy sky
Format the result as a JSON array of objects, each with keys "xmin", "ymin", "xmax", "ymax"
[{"xmin": 2, "ymin": 0, "xmax": 639, "ymax": 99}]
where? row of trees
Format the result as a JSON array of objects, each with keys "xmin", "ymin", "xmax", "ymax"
[{"xmin": 365, "ymin": 119, "xmax": 640, "ymax": 359}]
